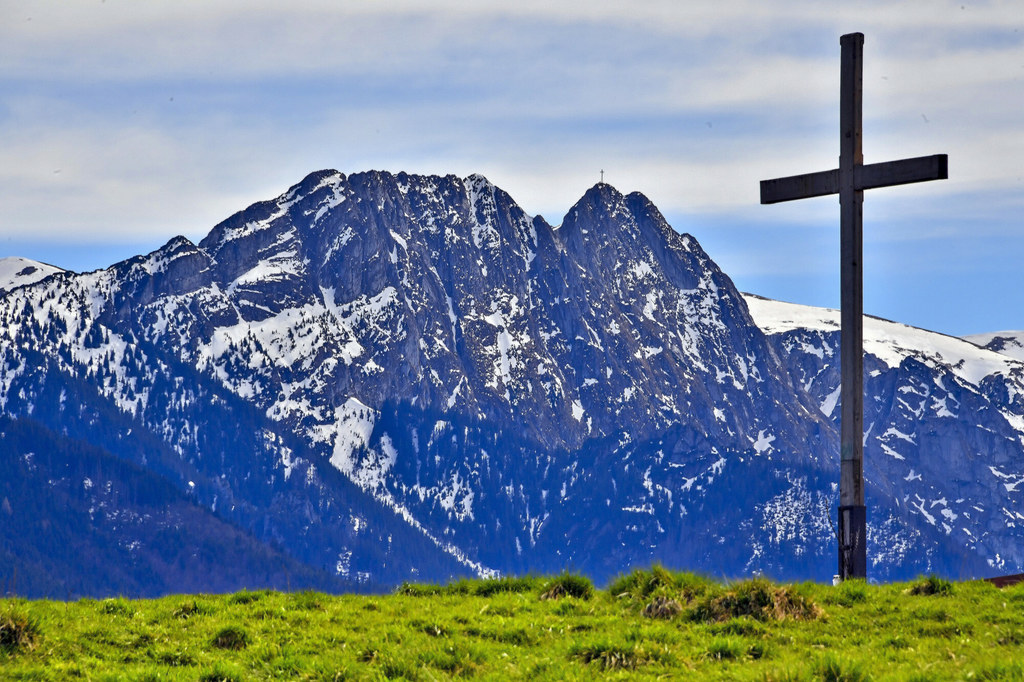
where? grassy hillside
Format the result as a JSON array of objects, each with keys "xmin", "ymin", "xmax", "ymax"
[{"xmin": 2, "ymin": 569, "xmax": 1023, "ymax": 680}]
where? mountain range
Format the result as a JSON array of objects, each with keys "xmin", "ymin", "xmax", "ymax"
[{"xmin": 1, "ymin": 170, "xmax": 1021, "ymax": 597}]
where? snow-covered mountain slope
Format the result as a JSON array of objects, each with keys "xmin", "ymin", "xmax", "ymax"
[
  {"xmin": 1, "ymin": 170, "xmax": 1020, "ymax": 594},
  {"xmin": 964, "ymin": 331, "xmax": 1024, "ymax": 363},
  {"xmin": 745, "ymin": 294, "xmax": 1024, "ymax": 574},
  {"xmin": 0, "ymin": 257, "xmax": 62, "ymax": 295},
  {"xmin": 0, "ymin": 171, "xmax": 836, "ymax": 588},
  {"xmin": 745, "ymin": 296, "xmax": 1022, "ymax": 387}
]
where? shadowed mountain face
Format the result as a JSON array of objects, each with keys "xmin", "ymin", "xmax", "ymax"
[
  {"xmin": 1, "ymin": 170, "xmax": 1020, "ymax": 596},
  {"xmin": 0, "ymin": 415, "xmax": 347, "ymax": 598}
]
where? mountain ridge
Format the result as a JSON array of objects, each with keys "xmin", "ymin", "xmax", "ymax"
[{"xmin": 1, "ymin": 169, "xmax": 1021, "ymax": 595}]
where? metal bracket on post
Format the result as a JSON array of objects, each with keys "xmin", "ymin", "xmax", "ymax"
[{"xmin": 838, "ymin": 504, "xmax": 867, "ymax": 580}]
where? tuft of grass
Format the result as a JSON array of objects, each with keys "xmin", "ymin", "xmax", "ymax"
[
  {"xmin": 412, "ymin": 619, "xmax": 451, "ymax": 638},
  {"xmin": 210, "ymin": 625, "xmax": 250, "ymax": 651},
  {"xmin": 466, "ymin": 625, "xmax": 539, "ymax": 647},
  {"xmin": 705, "ymin": 636, "xmax": 744, "ymax": 661},
  {"xmin": 909, "ymin": 575, "xmax": 954, "ymax": 596},
  {"xmin": 540, "ymin": 573, "xmax": 594, "ymax": 600},
  {"xmin": 690, "ymin": 578, "xmax": 822, "ymax": 622},
  {"xmin": 915, "ymin": 620, "xmax": 973, "ymax": 639},
  {"xmin": 155, "ymin": 649, "xmax": 197, "ymax": 667},
  {"xmin": 227, "ymin": 589, "xmax": 267, "ymax": 605},
  {"xmin": 473, "ymin": 575, "xmax": 543, "ymax": 596},
  {"xmin": 551, "ymin": 600, "xmax": 582, "ymax": 616},
  {"xmin": 712, "ymin": 616, "xmax": 766, "ymax": 637},
  {"xmin": 608, "ymin": 564, "xmax": 677, "ymax": 598},
  {"xmin": 884, "ymin": 633, "xmax": 910, "ymax": 649},
  {"xmin": 608, "ymin": 565, "xmax": 713, "ymax": 602},
  {"xmin": 381, "ymin": 657, "xmax": 421, "ymax": 680},
  {"xmin": 570, "ymin": 641, "xmax": 656, "ymax": 671},
  {"xmin": 99, "ymin": 597, "xmax": 134, "ymax": 617},
  {"xmin": 292, "ymin": 590, "xmax": 326, "ymax": 611},
  {"xmin": 643, "ymin": 595, "xmax": 683, "ymax": 619},
  {"xmin": 488, "ymin": 627, "xmax": 538, "ymax": 647},
  {"xmin": 172, "ymin": 599, "xmax": 212, "ymax": 619},
  {"xmin": 747, "ymin": 640, "xmax": 773, "ymax": 660},
  {"xmin": 814, "ymin": 653, "xmax": 871, "ymax": 682},
  {"xmin": 826, "ymin": 579, "xmax": 869, "ymax": 607},
  {"xmin": 703, "ymin": 636, "xmax": 772, "ymax": 662},
  {"xmin": 363, "ymin": 648, "xmax": 423, "ymax": 680},
  {"xmin": 395, "ymin": 581, "xmax": 440, "ymax": 597},
  {"xmin": 418, "ymin": 642, "xmax": 485, "ymax": 677},
  {"xmin": 198, "ymin": 663, "xmax": 243, "ymax": 682},
  {"xmin": 0, "ymin": 604, "xmax": 40, "ymax": 653}
]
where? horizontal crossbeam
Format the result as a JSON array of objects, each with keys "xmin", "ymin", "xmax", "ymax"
[
  {"xmin": 760, "ymin": 169, "xmax": 838, "ymax": 204},
  {"xmin": 760, "ymin": 154, "xmax": 948, "ymax": 204},
  {"xmin": 857, "ymin": 154, "xmax": 948, "ymax": 192}
]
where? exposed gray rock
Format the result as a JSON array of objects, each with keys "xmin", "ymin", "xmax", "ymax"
[{"xmin": 0, "ymin": 170, "xmax": 1020, "ymax": 594}]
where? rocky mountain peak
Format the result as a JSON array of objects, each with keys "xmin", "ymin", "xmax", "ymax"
[{"xmin": 2, "ymin": 168, "xmax": 1021, "ymax": 594}]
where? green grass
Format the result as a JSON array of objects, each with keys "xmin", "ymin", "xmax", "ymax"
[{"xmin": 1, "ymin": 571, "xmax": 1022, "ymax": 680}]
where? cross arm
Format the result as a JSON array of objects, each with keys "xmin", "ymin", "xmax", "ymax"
[
  {"xmin": 760, "ymin": 168, "xmax": 839, "ymax": 204},
  {"xmin": 856, "ymin": 154, "xmax": 948, "ymax": 191}
]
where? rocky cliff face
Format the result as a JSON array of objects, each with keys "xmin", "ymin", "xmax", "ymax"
[
  {"xmin": 1, "ymin": 170, "xmax": 1021, "ymax": 595},
  {"xmin": 745, "ymin": 295, "xmax": 1024, "ymax": 576}
]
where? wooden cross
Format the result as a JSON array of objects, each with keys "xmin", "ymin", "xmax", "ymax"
[{"xmin": 760, "ymin": 33, "xmax": 947, "ymax": 580}]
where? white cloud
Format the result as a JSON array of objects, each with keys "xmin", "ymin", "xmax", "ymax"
[{"xmin": 1, "ymin": 1, "xmax": 1022, "ymax": 335}]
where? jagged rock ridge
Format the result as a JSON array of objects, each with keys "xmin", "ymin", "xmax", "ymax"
[{"xmin": 1, "ymin": 170, "xmax": 1021, "ymax": 595}]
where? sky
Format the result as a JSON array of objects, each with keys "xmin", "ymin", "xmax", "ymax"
[{"xmin": 1, "ymin": 1, "xmax": 1022, "ymax": 337}]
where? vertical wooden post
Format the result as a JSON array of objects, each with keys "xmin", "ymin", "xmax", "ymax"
[{"xmin": 838, "ymin": 32, "xmax": 867, "ymax": 580}]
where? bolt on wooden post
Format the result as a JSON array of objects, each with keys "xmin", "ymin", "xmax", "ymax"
[{"xmin": 760, "ymin": 33, "xmax": 947, "ymax": 581}]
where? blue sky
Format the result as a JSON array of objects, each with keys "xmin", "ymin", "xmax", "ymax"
[{"xmin": 2, "ymin": 1, "xmax": 1022, "ymax": 336}]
